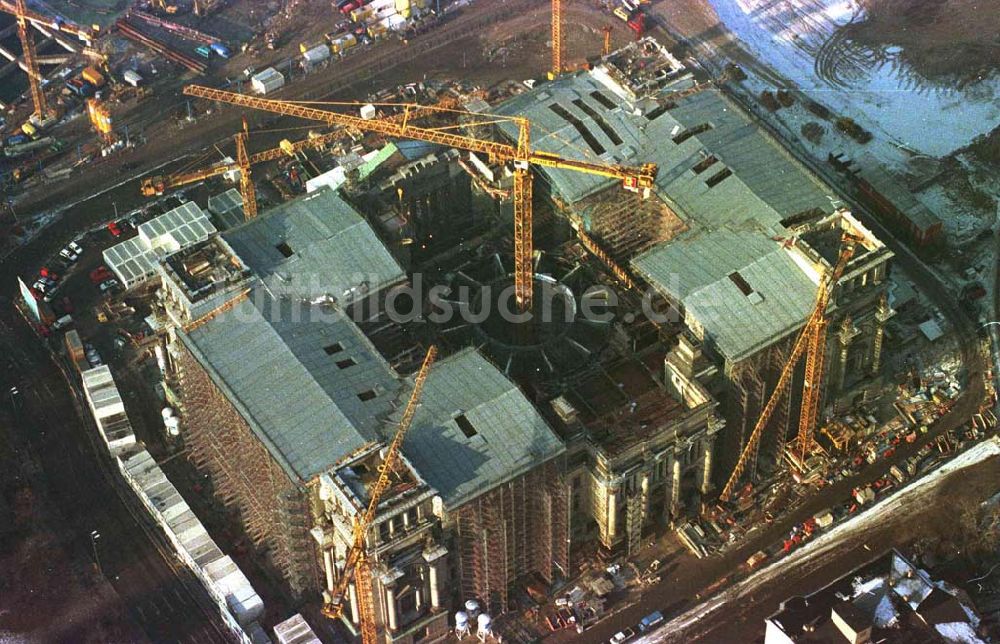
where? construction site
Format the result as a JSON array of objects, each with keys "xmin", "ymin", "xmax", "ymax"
[{"xmin": 3, "ymin": 0, "xmax": 1000, "ymax": 643}]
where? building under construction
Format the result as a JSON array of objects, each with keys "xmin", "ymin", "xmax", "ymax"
[{"xmin": 148, "ymin": 38, "xmax": 895, "ymax": 643}]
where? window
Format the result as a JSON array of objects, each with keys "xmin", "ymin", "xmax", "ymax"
[
  {"xmin": 704, "ymin": 167, "xmax": 732, "ymax": 188},
  {"xmin": 728, "ymin": 271, "xmax": 754, "ymax": 297},
  {"xmin": 324, "ymin": 343, "xmax": 344, "ymax": 355},
  {"xmin": 336, "ymin": 358, "xmax": 357, "ymax": 369},
  {"xmin": 275, "ymin": 242, "xmax": 294, "ymax": 258},
  {"xmin": 455, "ymin": 413, "xmax": 478, "ymax": 438},
  {"xmin": 691, "ymin": 155, "xmax": 718, "ymax": 175},
  {"xmin": 672, "ymin": 123, "xmax": 713, "ymax": 145},
  {"xmin": 357, "ymin": 389, "xmax": 377, "ymax": 402}
]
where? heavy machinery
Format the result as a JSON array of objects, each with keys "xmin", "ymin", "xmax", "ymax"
[
  {"xmin": 182, "ymin": 85, "xmax": 658, "ymax": 313},
  {"xmin": 719, "ymin": 232, "xmax": 866, "ymax": 502},
  {"xmin": 321, "ymin": 345, "xmax": 438, "ymax": 644}
]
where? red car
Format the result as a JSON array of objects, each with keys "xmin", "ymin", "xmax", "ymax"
[
  {"xmin": 61, "ymin": 296, "xmax": 74, "ymax": 313},
  {"xmin": 90, "ymin": 266, "xmax": 113, "ymax": 284},
  {"xmin": 108, "ymin": 221, "xmax": 122, "ymax": 237}
]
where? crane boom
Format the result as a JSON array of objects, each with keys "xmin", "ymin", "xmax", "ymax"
[
  {"xmin": 183, "ymin": 84, "xmax": 657, "ymax": 312},
  {"xmin": 141, "ymin": 99, "xmax": 463, "ymax": 197},
  {"xmin": 181, "ymin": 86, "xmax": 658, "ymax": 190},
  {"xmin": 323, "ymin": 346, "xmax": 439, "ymax": 641},
  {"xmin": 719, "ymin": 233, "xmax": 863, "ymax": 501}
]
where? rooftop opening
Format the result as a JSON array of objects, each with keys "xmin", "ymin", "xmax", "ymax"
[
  {"xmin": 728, "ymin": 271, "xmax": 754, "ymax": 297},
  {"xmin": 705, "ymin": 167, "xmax": 732, "ymax": 188},
  {"xmin": 455, "ymin": 413, "xmax": 478, "ymax": 438},
  {"xmin": 275, "ymin": 242, "xmax": 294, "ymax": 258},
  {"xmin": 336, "ymin": 357, "xmax": 357, "ymax": 369},
  {"xmin": 548, "ymin": 103, "xmax": 606, "ymax": 155},
  {"xmin": 589, "ymin": 90, "xmax": 617, "ymax": 110},
  {"xmin": 324, "ymin": 343, "xmax": 344, "ymax": 355},
  {"xmin": 692, "ymin": 155, "xmax": 718, "ymax": 175},
  {"xmin": 645, "ymin": 102, "xmax": 674, "ymax": 121},
  {"xmin": 357, "ymin": 389, "xmax": 377, "ymax": 402},
  {"xmin": 572, "ymin": 98, "xmax": 623, "ymax": 146},
  {"xmin": 672, "ymin": 123, "xmax": 713, "ymax": 145}
]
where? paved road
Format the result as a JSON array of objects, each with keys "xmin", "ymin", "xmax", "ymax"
[{"xmin": 0, "ymin": 303, "xmax": 234, "ymax": 643}]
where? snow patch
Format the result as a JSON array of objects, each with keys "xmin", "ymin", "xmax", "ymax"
[
  {"xmin": 707, "ymin": 0, "xmax": 1000, "ymax": 157},
  {"xmin": 935, "ymin": 622, "xmax": 986, "ymax": 644}
]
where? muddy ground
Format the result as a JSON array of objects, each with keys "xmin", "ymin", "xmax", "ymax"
[{"xmin": 848, "ymin": 0, "xmax": 1000, "ymax": 82}]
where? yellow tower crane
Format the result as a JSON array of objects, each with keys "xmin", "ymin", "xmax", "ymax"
[
  {"xmin": 181, "ymin": 85, "xmax": 658, "ymax": 313},
  {"xmin": 322, "ymin": 345, "xmax": 438, "ymax": 644},
  {"xmin": 719, "ymin": 232, "xmax": 865, "ymax": 502}
]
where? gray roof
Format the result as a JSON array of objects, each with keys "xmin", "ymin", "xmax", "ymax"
[
  {"xmin": 183, "ymin": 294, "xmax": 399, "ymax": 481},
  {"xmin": 496, "ymin": 71, "xmax": 839, "ymax": 363},
  {"xmin": 224, "ymin": 187, "xmax": 405, "ymax": 305},
  {"xmin": 182, "ymin": 190, "xmax": 562, "ymax": 497},
  {"xmin": 403, "ymin": 349, "xmax": 565, "ymax": 508},
  {"xmin": 495, "ymin": 73, "xmax": 834, "ymax": 227}
]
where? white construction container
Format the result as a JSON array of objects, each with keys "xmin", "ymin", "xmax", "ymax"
[
  {"xmin": 273, "ymin": 614, "xmax": 321, "ymax": 644},
  {"xmin": 205, "ymin": 556, "xmax": 265, "ymax": 626},
  {"xmin": 302, "ymin": 44, "xmax": 330, "ymax": 65},
  {"xmin": 360, "ymin": 103, "xmax": 377, "ymax": 120},
  {"xmin": 251, "ymin": 67, "xmax": 285, "ymax": 95},
  {"xmin": 123, "ymin": 69, "xmax": 143, "ymax": 87}
]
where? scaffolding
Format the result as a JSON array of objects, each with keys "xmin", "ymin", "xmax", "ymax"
[
  {"xmin": 453, "ymin": 461, "xmax": 568, "ymax": 614},
  {"xmin": 172, "ymin": 341, "xmax": 319, "ymax": 597}
]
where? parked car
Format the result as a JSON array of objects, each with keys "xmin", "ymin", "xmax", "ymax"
[
  {"xmin": 639, "ymin": 611, "xmax": 664, "ymax": 632},
  {"xmin": 99, "ymin": 279, "xmax": 121, "ymax": 294},
  {"xmin": 107, "ymin": 221, "xmax": 122, "ymax": 237},
  {"xmin": 68, "ymin": 240, "xmax": 83, "ymax": 255},
  {"xmin": 59, "ymin": 247, "xmax": 79, "ymax": 262},
  {"xmin": 611, "ymin": 627, "xmax": 636, "ymax": 643},
  {"xmin": 89, "ymin": 266, "xmax": 113, "ymax": 284}
]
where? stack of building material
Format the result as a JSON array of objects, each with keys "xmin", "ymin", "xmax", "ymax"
[{"xmin": 273, "ymin": 614, "xmax": 321, "ymax": 644}]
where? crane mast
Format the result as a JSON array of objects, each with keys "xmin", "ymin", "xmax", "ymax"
[
  {"xmin": 550, "ymin": 0, "xmax": 562, "ymax": 79},
  {"xmin": 182, "ymin": 84, "xmax": 658, "ymax": 315},
  {"xmin": 719, "ymin": 232, "xmax": 864, "ymax": 502},
  {"xmin": 322, "ymin": 346, "xmax": 438, "ymax": 644},
  {"xmin": 15, "ymin": 0, "xmax": 46, "ymax": 121}
]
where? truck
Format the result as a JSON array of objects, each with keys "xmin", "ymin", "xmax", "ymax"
[
  {"xmin": 65, "ymin": 328, "xmax": 85, "ymax": 361},
  {"xmin": 195, "ymin": 45, "xmax": 212, "ymax": 59}
]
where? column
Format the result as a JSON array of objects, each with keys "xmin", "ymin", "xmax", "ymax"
[
  {"xmin": 834, "ymin": 316, "xmax": 859, "ymax": 395},
  {"xmin": 700, "ymin": 440, "xmax": 713, "ymax": 495},
  {"xmin": 606, "ymin": 486, "xmax": 618, "ymax": 543},
  {"xmin": 385, "ymin": 585, "xmax": 399, "ymax": 632},
  {"xmin": 423, "ymin": 546, "xmax": 448, "ymax": 610},
  {"xmin": 670, "ymin": 456, "xmax": 681, "ymax": 519},
  {"xmin": 872, "ymin": 294, "xmax": 893, "ymax": 375},
  {"xmin": 323, "ymin": 549, "xmax": 335, "ymax": 593},
  {"xmin": 348, "ymin": 582, "xmax": 360, "ymax": 624},
  {"xmin": 640, "ymin": 472, "xmax": 650, "ymax": 523}
]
